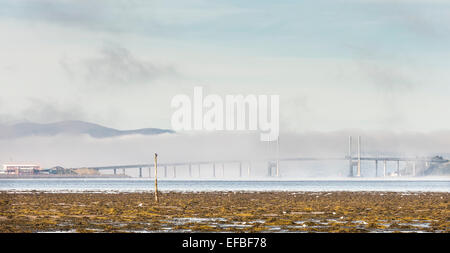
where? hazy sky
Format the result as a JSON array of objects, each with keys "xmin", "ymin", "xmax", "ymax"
[{"xmin": 1, "ymin": 0, "xmax": 450, "ymax": 133}]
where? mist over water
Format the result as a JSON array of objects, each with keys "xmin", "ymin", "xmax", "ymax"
[{"xmin": 1, "ymin": 130, "xmax": 450, "ymax": 179}]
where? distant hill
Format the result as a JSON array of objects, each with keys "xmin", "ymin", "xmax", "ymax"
[{"xmin": 0, "ymin": 120, "xmax": 174, "ymax": 139}]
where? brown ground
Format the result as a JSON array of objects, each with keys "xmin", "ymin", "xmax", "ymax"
[{"xmin": 0, "ymin": 191, "xmax": 448, "ymax": 233}]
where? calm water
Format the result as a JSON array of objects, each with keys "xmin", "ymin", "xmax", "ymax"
[{"xmin": 0, "ymin": 179, "xmax": 449, "ymax": 192}]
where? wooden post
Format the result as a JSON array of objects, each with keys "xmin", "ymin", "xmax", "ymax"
[{"xmin": 154, "ymin": 153, "xmax": 158, "ymax": 203}]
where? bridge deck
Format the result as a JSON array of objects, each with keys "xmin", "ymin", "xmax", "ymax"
[{"xmin": 72, "ymin": 156, "xmax": 447, "ymax": 171}]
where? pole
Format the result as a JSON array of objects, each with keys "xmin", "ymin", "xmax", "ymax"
[
  {"xmin": 154, "ymin": 153, "xmax": 158, "ymax": 203},
  {"xmin": 383, "ymin": 160, "xmax": 387, "ymax": 177}
]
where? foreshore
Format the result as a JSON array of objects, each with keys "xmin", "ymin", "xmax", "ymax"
[{"xmin": 0, "ymin": 191, "xmax": 448, "ymax": 233}]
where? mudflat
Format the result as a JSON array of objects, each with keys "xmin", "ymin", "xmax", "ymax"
[{"xmin": 0, "ymin": 191, "xmax": 448, "ymax": 233}]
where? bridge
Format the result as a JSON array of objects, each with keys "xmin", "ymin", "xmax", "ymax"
[
  {"xmin": 70, "ymin": 136, "xmax": 448, "ymax": 178},
  {"xmin": 78, "ymin": 160, "xmax": 252, "ymax": 178}
]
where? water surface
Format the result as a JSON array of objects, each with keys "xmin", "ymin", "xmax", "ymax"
[{"xmin": 0, "ymin": 179, "xmax": 448, "ymax": 192}]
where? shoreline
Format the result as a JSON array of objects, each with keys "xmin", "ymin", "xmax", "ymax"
[
  {"xmin": 1, "ymin": 190, "xmax": 449, "ymax": 194},
  {"xmin": 0, "ymin": 176, "xmax": 448, "ymax": 180},
  {"xmin": 1, "ymin": 191, "xmax": 448, "ymax": 233},
  {"xmin": 0, "ymin": 175, "xmax": 130, "ymax": 179}
]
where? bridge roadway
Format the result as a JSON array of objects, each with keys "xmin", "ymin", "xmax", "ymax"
[
  {"xmin": 70, "ymin": 155, "xmax": 447, "ymax": 177},
  {"xmin": 281, "ymin": 156, "xmax": 447, "ymax": 162},
  {"xmin": 79, "ymin": 156, "xmax": 444, "ymax": 170},
  {"xmin": 80, "ymin": 160, "xmax": 246, "ymax": 171}
]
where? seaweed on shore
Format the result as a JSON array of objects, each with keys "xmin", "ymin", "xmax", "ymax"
[{"xmin": 0, "ymin": 191, "xmax": 448, "ymax": 233}]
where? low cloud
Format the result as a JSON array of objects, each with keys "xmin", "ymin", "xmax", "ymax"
[
  {"xmin": 359, "ymin": 61, "xmax": 415, "ymax": 94},
  {"xmin": 20, "ymin": 98, "xmax": 86, "ymax": 124},
  {"xmin": 61, "ymin": 44, "xmax": 178, "ymax": 87},
  {"xmin": 1, "ymin": 130, "xmax": 450, "ymax": 178}
]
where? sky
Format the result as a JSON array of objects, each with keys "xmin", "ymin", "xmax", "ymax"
[{"xmin": 1, "ymin": 0, "xmax": 450, "ymax": 133}]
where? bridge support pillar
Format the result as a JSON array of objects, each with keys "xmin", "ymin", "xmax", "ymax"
[
  {"xmin": 357, "ymin": 136, "xmax": 361, "ymax": 177},
  {"xmin": 424, "ymin": 161, "xmax": 430, "ymax": 176},
  {"xmin": 222, "ymin": 163, "xmax": 225, "ymax": 177},
  {"xmin": 248, "ymin": 161, "xmax": 251, "ymax": 177},
  {"xmin": 189, "ymin": 163, "xmax": 192, "ymax": 177},
  {"xmin": 149, "ymin": 167, "xmax": 152, "ymax": 178},
  {"xmin": 198, "ymin": 164, "xmax": 201, "ymax": 177},
  {"xmin": 267, "ymin": 162, "xmax": 273, "ymax": 177},
  {"xmin": 349, "ymin": 158, "xmax": 353, "ymax": 177},
  {"xmin": 239, "ymin": 162, "xmax": 242, "ymax": 177},
  {"xmin": 173, "ymin": 166, "xmax": 176, "ymax": 178},
  {"xmin": 397, "ymin": 160, "xmax": 400, "ymax": 176},
  {"xmin": 383, "ymin": 161, "xmax": 387, "ymax": 177},
  {"xmin": 412, "ymin": 161, "xmax": 416, "ymax": 176},
  {"xmin": 114, "ymin": 168, "xmax": 117, "ymax": 175},
  {"xmin": 276, "ymin": 161, "xmax": 279, "ymax": 177},
  {"xmin": 164, "ymin": 166, "xmax": 167, "ymax": 178},
  {"xmin": 213, "ymin": 163, "xmax": 216, "ymax": 178},
  {"xmin": 348, "ymin": 136, "xmax": 353, "ymax": 177},
  {"xmin": 139, "ymin": 167, "xmax": 142, "ymax": 178},
  {"xmin": 375, "ymin": 160, "xmax": 378, "ymax": 177}
]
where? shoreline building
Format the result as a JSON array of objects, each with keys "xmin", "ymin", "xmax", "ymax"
[{"xmin": 0, "ymin": 164, "xmax": 41, "ymax": 175}]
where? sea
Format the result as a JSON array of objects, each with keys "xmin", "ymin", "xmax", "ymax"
[{"xmin": 0, "ymin": 178, "xmax": 449, "ymax": 193}]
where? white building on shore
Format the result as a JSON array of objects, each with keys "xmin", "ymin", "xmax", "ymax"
[{"xmin": 1, "ymin": 164, "xmax": 41, "ymax": 175}]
